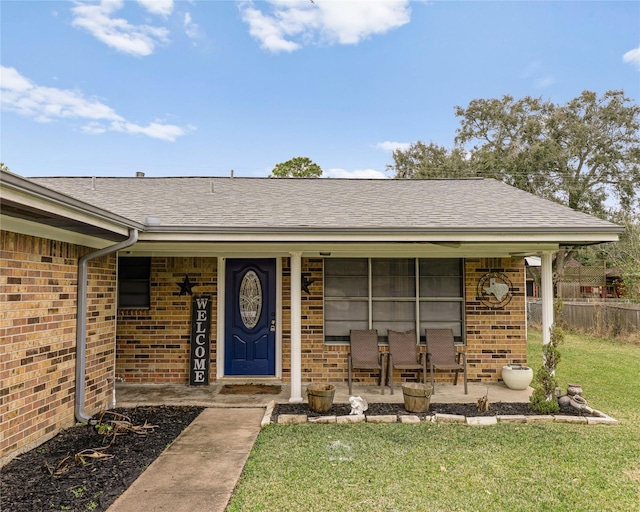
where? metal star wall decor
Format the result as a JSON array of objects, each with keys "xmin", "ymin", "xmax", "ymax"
[
  {"xmin": 177, "ymin": 275, "xmax": 197, "ymax": 296},
  {"xmin": 301, "ymin": 274, "xmax": 319, "ymax": 294}
]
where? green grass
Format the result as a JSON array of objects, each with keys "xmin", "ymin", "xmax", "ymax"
[{"xmin": 228, "ymin": 331, "xmax": 640, "ymax": 511}]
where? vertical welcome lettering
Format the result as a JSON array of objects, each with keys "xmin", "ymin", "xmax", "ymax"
[{"xmin": 190, "ymin": 295, "xmax": 211, "ymax": 385}]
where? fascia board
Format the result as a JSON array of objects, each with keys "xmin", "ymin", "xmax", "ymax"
[
  {"xmin": 1, "ymin": 215, "xmax": 124, "ymax": 249},
  {"xmin": 137, "ymin": 230, "xmax": 619, "ymax": 244}
]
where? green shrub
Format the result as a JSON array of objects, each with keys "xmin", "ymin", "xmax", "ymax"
[{"xmin": 530, "ymin": 324, "xmax": 564, "ymax": 413}]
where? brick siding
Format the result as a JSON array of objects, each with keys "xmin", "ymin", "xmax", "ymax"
[
  {"xmin": 114, "ymin": 256, "xmax": 526, "ymax": 387},
  {"xmin": 1, "ymin": 231, "xmax": 116, "ymax": 462},
  {"xmin": 282, "ymin": 257, "xmax": 527, "ymax": 386},
  {"xmin": 115, "ymin": 257, "xmax": 217, "ymax": 383}
]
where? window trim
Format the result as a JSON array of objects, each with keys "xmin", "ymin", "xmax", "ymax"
[{"xmin": 324, "ymin": 258, "xmax": 465, "ymax": 345}]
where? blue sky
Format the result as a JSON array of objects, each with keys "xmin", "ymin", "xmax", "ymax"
[{"xmin": 1, "ymin": 0, "xmax": 639, "ymax": 179}]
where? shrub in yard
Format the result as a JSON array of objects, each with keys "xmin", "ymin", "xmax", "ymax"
[{"xmin": 530, "ymin": 324, "xmax": 564, "ymax": 414}]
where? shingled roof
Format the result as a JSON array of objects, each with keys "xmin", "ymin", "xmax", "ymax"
[{"xmin": 28, "ymin": 176, "xmax": 618, "ymax": 236}]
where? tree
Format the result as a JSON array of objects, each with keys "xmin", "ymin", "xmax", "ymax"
[
  {"xmin": 270, "ymin": 157, "xmax": 322, "ymax": 178},
  {"xmin": 454, "ymin": 90, "xmax": 640, "ymax": 217},
  {"xmin": 603, "ymin": 213, "xmax": 640, "ymax": 301},
  {"xmin": 388, "ymin": 141, "xmax": 471, "ymax": 179},
  {"xmin": 389, "ymin": 90, "xmax": 640, "ymax": 283}
]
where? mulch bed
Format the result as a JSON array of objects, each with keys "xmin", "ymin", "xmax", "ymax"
[
  {"xmin": 218, "ymin": 384, "xmax": 282, "ymax": 395},
  {"xmin": 272, "ymin": 401, "xmax": 582, "ymax": 422},
  {"xmin": 0, "ymin": 406, "xmax": 203, "ymax": 512}
]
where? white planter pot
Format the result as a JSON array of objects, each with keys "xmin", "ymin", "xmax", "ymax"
[{"xmin": 501, "ymin": 364, "xmax": 533, "ymax": 390}]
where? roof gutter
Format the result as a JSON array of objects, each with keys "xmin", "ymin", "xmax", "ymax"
[{"xmin": 75, "ymin": 228, "xmax": 138, "ymax": 423}]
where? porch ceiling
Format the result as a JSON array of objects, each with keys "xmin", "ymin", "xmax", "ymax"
[{"xmin": 119, "ymin": 240, "xmax": 561, "ymax": 258}]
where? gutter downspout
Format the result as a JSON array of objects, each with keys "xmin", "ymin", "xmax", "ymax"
[{"xmin": 75, "ymin": 229, "xmax": 138, "ymax": 423}]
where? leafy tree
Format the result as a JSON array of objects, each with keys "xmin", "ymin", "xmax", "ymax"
[
  {"xmin": 389, "ymin": 90, "xmax": 640, "ymax": 283},
  {"xmin": 389, "ymin": 141, "xmax": 471, "ymax": 179},
  {"xmin": 603, "ymin": 213, "xmax": 640, "ymax": 301},
  {"xmin": 454, "ymin": 90, "xmax": 640, "ymax": 216},
  {"xmin": 270, "ymin": 157, "xmax": 322, "ymax": 178}
]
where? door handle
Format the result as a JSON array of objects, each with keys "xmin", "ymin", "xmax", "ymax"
[{"xmin": 270, "ymin": 320, "xmax": 276, "ymax": 332}]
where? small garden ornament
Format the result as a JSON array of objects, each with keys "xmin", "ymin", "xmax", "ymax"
[{"xmin": 349, "ymin": 396, "xmax": 368, "ymax": 415}]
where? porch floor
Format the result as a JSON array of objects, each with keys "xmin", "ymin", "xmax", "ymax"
[{"xmin": 115, "ymin": 381, "xmax": 532, "ymax": 408}]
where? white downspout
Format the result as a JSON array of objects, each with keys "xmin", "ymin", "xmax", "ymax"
[
  {"xmin": 75, "ymin": 229, "xmax": 138, "ymax": 423},
  {"xmin": 289, "ymin": 252, "xmax": 303, "ymax": 403}
]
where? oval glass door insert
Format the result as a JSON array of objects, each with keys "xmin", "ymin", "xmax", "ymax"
[{"xmin": 239, "ymin": 270, "xmax": 262, "ymax": 329}]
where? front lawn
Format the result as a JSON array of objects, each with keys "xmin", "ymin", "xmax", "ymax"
[{"xmin": 227, "ymin": 330, "xmax": 640, "ymax": 511}]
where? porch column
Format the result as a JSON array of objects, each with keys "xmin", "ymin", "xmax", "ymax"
[
  {"xmin": 289, "ymin": 252, "xmax": 303, "ymax": 403},
  {"xmin": 540, "ymin": 252, "xmax": 554, "ymax": 345}
]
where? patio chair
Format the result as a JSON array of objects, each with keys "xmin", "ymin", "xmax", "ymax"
[
  {"xmin": 348, "ymin": 329, "xmax": 386, "ymax": 395},
  {"xmin": 425, "ymin": 328, "xmax": 468, "ymax": 394},
  {"xmin": 387, "ymin": 329, "xmax": 427, "ymax": 395}
]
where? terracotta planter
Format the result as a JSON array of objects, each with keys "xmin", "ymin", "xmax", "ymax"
[{"xmin": 501, "ymin": 364, "xmax": 533, "ymax": 390}]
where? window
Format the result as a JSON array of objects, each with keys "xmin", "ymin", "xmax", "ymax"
[
  {"xmin": 118, "ymin": 257, "xmax": 151, "ymax": 308},
  {"xmin": 324, "ymin": 258, "xmax": 464, "ymax": 343}
]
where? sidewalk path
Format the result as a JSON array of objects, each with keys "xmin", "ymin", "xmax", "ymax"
[{"xmin": 107, "ymin": 408, "xmax": 264, "ymax": 512}]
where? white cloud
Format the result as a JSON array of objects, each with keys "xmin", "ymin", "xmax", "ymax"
[
  {"xmin": 71, "ymin": 0, "xmax": 170, "ymax": 57},
  {"xmin": 184, "ymin": 12, "xmax": 202, "ymax": 44},
  {"xmin": 623, "ymin": 47, "xmax": 640, "ymax": 69},
  {"xmin": 535, "ymin": 76, "xmax": 556, "ymax": 88},
  {"xmin": 0, "ymin": 66, "xmax": 189, "ymax": 142},
  {"xmin": 324, "ymin": 168, "xmax": 388, "ymax": 179},
  {"xmin": 375, "ymin": 141, "xmax": 411, "ymax": 153},
  {"xmin": 520, "ymin": 61, "xmax": 555, "ymax": 88},
  {"xmin": 239, "ymin": 0, "xmax": 411, "ymax": 53},
  {"xmin": 136, "ymin": 0, "xmax": 174, "ymax": 17}
]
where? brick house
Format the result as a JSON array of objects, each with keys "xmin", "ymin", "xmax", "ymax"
[{"xmin": 1, "ymin": 170, "xmax": 621, "ymax": 462}]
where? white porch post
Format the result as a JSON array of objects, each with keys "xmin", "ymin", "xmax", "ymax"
[
  {"xmin": 541, "ymin": 252, "xmax": 554, "ymax": 345},
  {"xmin": 289, "ymin": 252, "xmax": 303, "ymax": 403}
]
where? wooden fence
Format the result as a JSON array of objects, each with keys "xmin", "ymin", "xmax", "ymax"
[{"xmin": 527, "ymin": 299, "xmax": 640, "ymax": 337}]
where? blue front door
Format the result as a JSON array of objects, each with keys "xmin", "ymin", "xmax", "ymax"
[{"xmin": 225, "ymin": 258, "xmax": 276, "ymax": 376}]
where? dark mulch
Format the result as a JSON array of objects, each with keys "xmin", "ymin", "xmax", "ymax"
[
  {"xmin": 0, "ymin": 406, "xmax": 203, "ymax": 512},
  {"xmin": 218, "ymin": 384, "xmax": 282, "ymax": 395},
  {"xmin": 272, "ymin": 401, "xmax": 582, "ymax": 422}
]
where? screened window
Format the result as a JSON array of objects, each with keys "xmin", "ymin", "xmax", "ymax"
[
  {"xmin": 324, "ymin": 258, "xmax": 464, "ymax": 343},
  {"xmin": 118, "ymin": 257, "xmax": 151, "ymax": 308}
]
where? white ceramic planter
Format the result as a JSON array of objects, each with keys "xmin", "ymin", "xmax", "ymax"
[{"xmin": 501, "ymin": 364, "xmax": 533, "ymax": 390}]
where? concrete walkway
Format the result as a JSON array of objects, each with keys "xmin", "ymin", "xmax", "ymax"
[{"xmin": 107, "ymin": 408, "xmax": 264, "ymax": 512}]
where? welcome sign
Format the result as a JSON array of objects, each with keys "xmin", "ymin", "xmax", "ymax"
[{"xmin": 190, "ymin": 295, "xmax": 211, "ymax": 385}]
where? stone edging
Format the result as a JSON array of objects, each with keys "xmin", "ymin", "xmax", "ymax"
[{"xmin": 260, "ymin": 401, "xmax": 618, "ymax": 427}]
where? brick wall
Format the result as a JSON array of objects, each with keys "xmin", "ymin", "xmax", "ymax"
[
  {"xmin": 113, "ymin": 256, "xmax": 525, "ymax": 387},
  {"xmin": 464, "ymin": 258, "xmax": 527, "ymax": 383},
  {"xmin": 0, "ymin": 231, "xmax": 117, "ymax": 462},
  {"xmin": 281, "ymin": 257, "xmax": 527, "ymax": 386},
  {"xmin": 116, "ymin": 257, "xmax": 217, "ymax": 383}
]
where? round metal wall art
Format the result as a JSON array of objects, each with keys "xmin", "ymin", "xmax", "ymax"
[
  {"xmin": 477, "ymin": 271, "xmax": 513, "ymax": 309},
  {"xmin": 239, "ymin": 270, "xmax": 262, "ymax": 329}
]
